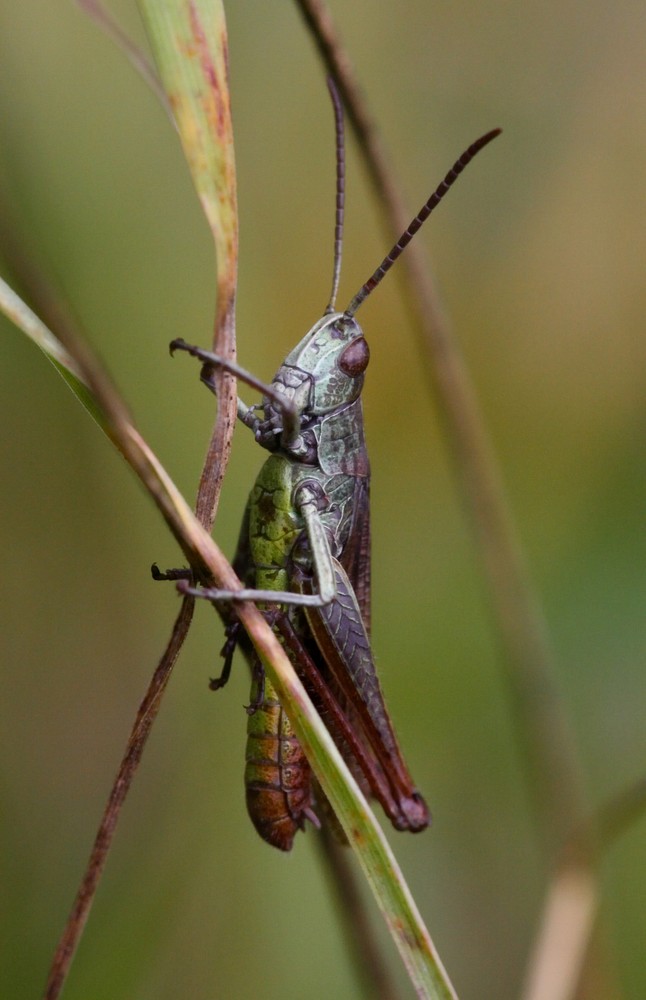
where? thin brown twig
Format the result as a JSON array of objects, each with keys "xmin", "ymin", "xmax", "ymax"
[
  {"xmin": 295, "ymin": 0, "xmax": 586, "ymax": 853},
  {"xmin": 194, "ymin": 276, "xmax": 237, "ymax": 532},
  {"xmin": 43, "ymin": 596, "xmax": 195, "ymax": 1000}
]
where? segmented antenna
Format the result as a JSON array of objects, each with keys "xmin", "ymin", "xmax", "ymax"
[
  {"xmin": 325, "ymin": 77, "xmax": 346, "ymax": 313},
  {"xmin": 344, "ymin": 127, "xmax": 502, "ymax": 318}
]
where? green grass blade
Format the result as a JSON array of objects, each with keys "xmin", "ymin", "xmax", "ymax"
[
  {"xmin": 0, "ymin": 275, "xmax": 104, "ymax": 429},
  {"xmin": 138, "ymin": 0, "xmax": 237, "ymax": 327}
]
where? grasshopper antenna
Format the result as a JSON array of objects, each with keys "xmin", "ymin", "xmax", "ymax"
[
  {"xmin": 344, "ymin": 127, "xmax": 502, "ymax": 318},
  {"xmin": 325, "ymin": 76, "xmax": 346, "ymax": 314}
]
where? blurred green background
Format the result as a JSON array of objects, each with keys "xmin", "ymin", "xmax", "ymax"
[{"xmin": 1, "ymin": 2, "xmax": 645, "ymax": 998}]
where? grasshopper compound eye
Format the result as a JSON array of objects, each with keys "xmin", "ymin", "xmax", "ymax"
[{"xmin": 338, "ymin": 336, "xmax": 370, "ymax": 377}]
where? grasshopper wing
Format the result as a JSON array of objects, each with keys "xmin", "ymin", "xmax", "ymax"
[
  {"xmin": 303, "ymin": 559, "xmax": 429, "ymax": 832},
  {"xmin": 338, "ymin": 476, "xmax": 372, "ymax": 637}
]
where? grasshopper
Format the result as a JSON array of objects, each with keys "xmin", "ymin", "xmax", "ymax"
[{"xmin": 166, "ymin": 82, "xmax": 500, "ymax": 850}]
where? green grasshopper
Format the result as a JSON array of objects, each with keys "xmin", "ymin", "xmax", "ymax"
[{"xmin": 167, "ymin": 83, "xmax": 500, "ymax": 850}]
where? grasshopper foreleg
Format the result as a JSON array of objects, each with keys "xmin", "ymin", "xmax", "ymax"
[
  {"xmin": 176, "ymin": 486, "xmax": 337, "ymax": 609},
  {"xmin": 169, "ymin": 338, "xmax": 302, "ymax": 450}
]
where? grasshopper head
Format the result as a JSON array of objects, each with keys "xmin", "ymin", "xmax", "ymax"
[{"xmin": 281, "ymin": 312, "xmax": 370, "ymax": 416}]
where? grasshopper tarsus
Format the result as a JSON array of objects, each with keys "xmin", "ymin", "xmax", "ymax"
[
  {"xmin": 169, "ymin": 336, "xmax": 190, "ymax": 357},
  {"xmin": 151, "ymin": 562, "xmax": 191, "ymax": 582},
  {"xmin": 209, "ymin": 666, "xmax": 232, "ymax": 693}
]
